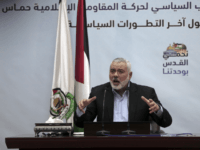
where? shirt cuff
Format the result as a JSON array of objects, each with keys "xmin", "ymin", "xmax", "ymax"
[
  {"xmin": 76, "ymin": 106, "xmax": 87, "ymax": 117},
  {"xmin": 154, "ymin": 104, "xmax": 163, "ymax": 118}
]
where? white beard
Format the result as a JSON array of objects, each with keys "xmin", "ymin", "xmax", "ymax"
[{"xmin": 110, "ymin": 75, "xmax": 129, "ymax": 90}]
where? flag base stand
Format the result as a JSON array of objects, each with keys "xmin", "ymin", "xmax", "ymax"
[
  {"xmin": 34, "ymin": 123, "xmax": 72, "ymax": 137},
  {"xmin": 121, "ymin": 130, "xmax": 136, "ymax": 135},
  {"xmin": 96, "ymin": 130, "xmax": 110, "ymax": 136}
]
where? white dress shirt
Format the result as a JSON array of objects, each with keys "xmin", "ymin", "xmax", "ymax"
[{"xmin": 112, "ymin": 88, "xmax": 129, "ymax": 121}]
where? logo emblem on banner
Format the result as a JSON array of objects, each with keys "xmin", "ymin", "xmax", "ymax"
[
  {"xmin": 50, "ymin": 88, "xmax": 74, "ymax": 120},
  {"xmin": 163, "ymin": 43, "xmax": 189, "ymax": 76},
  {"xmin": 163, "ymin": 43, "xmax": 188, "ymax": 60}
]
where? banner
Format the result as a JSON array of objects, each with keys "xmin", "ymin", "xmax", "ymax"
[{"xmin": 1, "ymin": 3, "xmax": 200, "ymax": 149}]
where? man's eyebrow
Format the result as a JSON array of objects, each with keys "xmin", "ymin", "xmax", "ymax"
[{"xmin": 117, "ymin": 69, "xmax": 124, "ymax": 71}]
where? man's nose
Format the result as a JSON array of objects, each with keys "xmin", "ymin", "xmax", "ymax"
[{"xmin": 114, "ymin": 71, "xmax": 118, "ymax": 77}]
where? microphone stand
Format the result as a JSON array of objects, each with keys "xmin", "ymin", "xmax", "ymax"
[
  {"xmin": 96, "ymin": 88, "xmax": 110, "ymax": 136},
  {"xmin": 121, "ymin": 88, "xmax": 136, "ymax": 135}
]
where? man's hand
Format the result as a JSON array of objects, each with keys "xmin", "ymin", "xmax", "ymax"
[
  {"xmin": 78, "ymin": 96, "xmax": 97, "ymax": 114},
  {"xmin": 141, "ymin": 96, "xmax": 159, "ymax": 114}
]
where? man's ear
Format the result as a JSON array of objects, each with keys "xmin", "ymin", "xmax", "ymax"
[{"xmin": 129, "ymin": 72, "xmax": 132, "ymax": 79}]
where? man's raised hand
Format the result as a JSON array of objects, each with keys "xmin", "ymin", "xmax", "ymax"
[
  {"xmin": 78, "ymin": 96, "xmax": 97, "ymax": 114},
  {"xmin": 141, "ymin": 96, "xmax": 159, "ymax": 114}
]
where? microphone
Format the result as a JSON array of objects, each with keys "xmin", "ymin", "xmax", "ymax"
[
  {"xmin": 96, "ymin": 87, "xmax": 110, "ymax": 136},
  {"xmin": 121, "ymin": 87, "xmax": 136, "ymax": 135}
]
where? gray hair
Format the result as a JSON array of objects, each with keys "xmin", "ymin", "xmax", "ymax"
[{"xmin": 111, "ymin": 58, "xmax": 132, "ymax": 72}]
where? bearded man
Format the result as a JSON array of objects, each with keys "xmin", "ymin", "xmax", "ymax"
[{"xmin": 74, "ymin": 58, "xmax": 172, "ymax": 128}]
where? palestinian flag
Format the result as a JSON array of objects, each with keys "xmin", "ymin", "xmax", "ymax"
[{"xmin": 74, "ymin": 0, "xmax": 90, "ymax": 132}]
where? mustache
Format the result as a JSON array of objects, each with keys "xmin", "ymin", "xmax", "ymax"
[{"xmin": 112, "ymin": 77, "xmax": 120, "ymax": 82}]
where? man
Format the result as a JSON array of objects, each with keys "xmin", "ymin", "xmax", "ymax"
[{"xmin": 74, "ymin": 58, "xmax": 172, "ymax": 128}]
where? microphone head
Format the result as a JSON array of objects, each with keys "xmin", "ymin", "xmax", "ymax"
[{"xmin": 105, "ymin": 86, "xmax": 109, "ymax": 91}]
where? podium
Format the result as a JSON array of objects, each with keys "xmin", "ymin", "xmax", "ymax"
[{"xmin": 5, "ymin": 134, "xmax": 200, "ymax": 150}]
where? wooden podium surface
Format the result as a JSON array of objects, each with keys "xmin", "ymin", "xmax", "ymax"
[{"xmin": 5, "ymin": 134, "xmax": 200, "ymax": 150}]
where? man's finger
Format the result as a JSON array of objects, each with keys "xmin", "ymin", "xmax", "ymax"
[
  {"xmin": 82, "ymin": 99, "xmax": 88, "ymax": 105},
  {"xmin": 78, "ymin": 101, "xmax": 85, "ymax": 111},
  {"xmin": 141, "ymin": 96, "xmax": 150, "ymax": 105},
  {"xmin": 80, "ymin": 100, "xmax": 85, "ymax": 108},
  {"xmin": 149, "ymin": 105, "xmax": 159, "ymax": 113},
  {"xmin": 81, "ymin": 109, "xmax": 85, "ymax": 114},
  {"xmin": 88, "ymin": 96, "xmax": 97, "ymax": 103},
  {"xmin": 78, "ymin": 101, "xmax": 85, "ymax": 114},
  {"xmin": 149, "ymin": 104, "xmax": 157, "ymax": 111},
  {"xmin": 149, "ymin": 106, "xmax": 156, "ymax": 113},
  {"xmin": 149, "ymin": 99, "xmax": 154, "ymax": 102},
  {"xmin": 78, "ymin": 101, "xmax": 81, "ymax": 108},
  {"xmin": 79, "ymin": 107, "xmax": 85, "ymax": 114},
  {"xmin": 149, "ymin": 101, "xmax": 155, "ymax": 107}
]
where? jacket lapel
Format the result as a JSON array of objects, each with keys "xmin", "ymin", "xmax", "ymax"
[
  {"xmin": 129, "ymin": 82, "xmax": 140, "ymax": 121},
  {"xmin": 105, "ymin": 85, "xmax": 114, "ymax": 121}
]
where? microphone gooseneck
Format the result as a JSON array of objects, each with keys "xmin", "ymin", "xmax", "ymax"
[
  {"xmin": 96, "ymin": 87, "xmax": 110, "ymax": 136},
  {"xmin": 121, "ymin": 87, "xmax": 136, "ymax": 135},
  {"xmin": 102, "ymin": 88, "xmax": 107, "ymax": 130}
]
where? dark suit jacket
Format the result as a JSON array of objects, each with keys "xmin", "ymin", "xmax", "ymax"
[{"xmin": 74, "ymin": 82, "xmax": 172, "ymax": 128}]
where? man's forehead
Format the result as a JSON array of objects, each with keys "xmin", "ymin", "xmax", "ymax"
[{"xmin": 110, "ymin": 62, "xmax": 127, "ymax": 70}]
